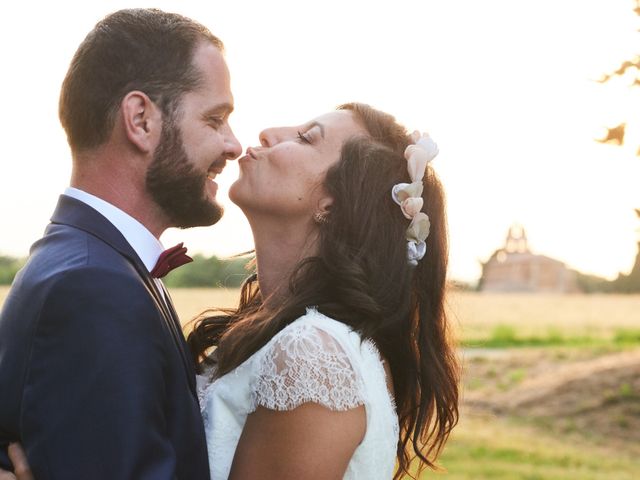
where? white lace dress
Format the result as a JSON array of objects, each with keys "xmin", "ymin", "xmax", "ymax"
[{"xmin": 197, "ymin": 307, "xmax": 399, "ymax": 479}]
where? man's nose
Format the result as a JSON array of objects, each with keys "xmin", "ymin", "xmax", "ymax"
[{"xmin": 225, "ymin": 128, "xmax": 242, "ymax": 159}]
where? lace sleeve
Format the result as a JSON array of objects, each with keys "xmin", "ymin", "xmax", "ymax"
[{"xmin": 251, "ymin": 323, "xmax": 365, "ymax": 412}]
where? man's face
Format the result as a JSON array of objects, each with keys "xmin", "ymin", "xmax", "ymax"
[{"xmin": 146, "ymin": 42, "xmax": 241, "ymax": 229}]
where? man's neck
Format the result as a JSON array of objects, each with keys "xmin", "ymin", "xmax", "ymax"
[
  {"xmin": 71, "ymin": 176, "xmax": 169, "ymax": 239},
  {"xmin": 71, "ymin": 142, "xmax": 170, "ymax": 238}
]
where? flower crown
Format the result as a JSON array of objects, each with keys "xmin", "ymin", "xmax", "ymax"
[{"xmin": 391, "ymin": 131, "xmax": 439, "ymax": 266}]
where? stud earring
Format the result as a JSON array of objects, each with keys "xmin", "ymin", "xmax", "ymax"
[{"xmin": 313, "ymin": 212, "xmax": 329, "ymax": 224}]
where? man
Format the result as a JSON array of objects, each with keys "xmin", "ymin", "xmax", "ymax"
[{"xmin": 0, "ymin": 8, "xmax": 241, "ymax": 479}]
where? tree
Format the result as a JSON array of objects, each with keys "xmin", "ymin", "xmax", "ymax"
[
  {"xmin": 0, "ymin": 256, "xmax": 25, "ymax": 285},
  {"xmin": 163, "ymin": 254, "xmax": 254, "ymax": 288},
  {"xmin": 597, "ymin": 1, "xmax": 640, "ymax": 152},
  {"xmin": 0, "ymin": 253, "xmax": 253, "ymax": 288},
  {"xmin": 597, "ymin": 1, "xmax": 640, "ymax": 292}
]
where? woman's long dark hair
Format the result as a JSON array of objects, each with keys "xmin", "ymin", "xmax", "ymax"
[{"xmin": 187, "ymin": 103, "xmax": 459, "ymax": 479}]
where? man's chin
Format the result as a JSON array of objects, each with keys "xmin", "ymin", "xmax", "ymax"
[{"xmin": 172, "ymin": 203, "xmax": 224, "ymax": 229}]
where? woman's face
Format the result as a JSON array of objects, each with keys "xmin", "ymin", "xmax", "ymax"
[{"xmin": 229, "ymin": 110, "xmax": 365, "ymax": 221}]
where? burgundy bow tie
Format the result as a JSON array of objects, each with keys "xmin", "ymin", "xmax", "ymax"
[{"xmin": 150, "ymin": 243, "xmax": 193, "ymax": 278}]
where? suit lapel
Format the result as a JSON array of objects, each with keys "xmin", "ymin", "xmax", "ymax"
[
  {"xmin": 158, "ymin": 283, "xmax": 198, "ymax": 389},
  {"xmin": 50, "ymin": 195, "xmax": 198, "ymax": 397},
  {"xmin": 142, "ymin": 277, "xmax": 198, "ymax": 397}
]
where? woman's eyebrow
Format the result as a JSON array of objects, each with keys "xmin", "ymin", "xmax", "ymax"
[{"xmin": 305, "ymin": 121, "xmax": 325, "ymax": 139}]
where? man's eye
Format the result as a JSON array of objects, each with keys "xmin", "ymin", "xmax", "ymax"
[{"xmin": 208, "ymin": 117, "xmax": 224, "ymax": 128}]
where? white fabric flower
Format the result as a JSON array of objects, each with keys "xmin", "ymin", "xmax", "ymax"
[
  {"xmin": 390, "ymin": 131, "xmax": 439, "ymax": 266},
  {"xmin": 391, "ymin": 182, "xmax": 424, "ymax": 205},
  {"xmin": 404, "ymin": 132, "xmax": 438, "ymax": 181},
  {"xmin": 407, "ymin": 241, "xmax": 427, "ymax": 266},
  {"xmin": 406, "ymin": 212, "xmax": 430, "ymax": 244},
  {"xmin": 400, "ymin": 197, "xmax": 423, "ymax": 220},
  {"xmin": 415, "ymin": 134, "xmax": 439, "ymax": 160},
  {"xmin": 404, "ymin": 146, "xmax": 429, "ymax": 183}
]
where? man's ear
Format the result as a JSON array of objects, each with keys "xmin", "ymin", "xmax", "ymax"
[{"xmin": 120, "ymin": 91, "xmax": 162, "ymax": 153}]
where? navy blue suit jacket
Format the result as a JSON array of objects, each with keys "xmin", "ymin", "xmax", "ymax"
[{"xmin": 0, "ymin": 195, "xmax": 210, "ymax": 479}]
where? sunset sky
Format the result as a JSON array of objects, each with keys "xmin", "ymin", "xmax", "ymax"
[{"xmin": 2, "ymin": 0, "xmax": 639, "ymax": 282}]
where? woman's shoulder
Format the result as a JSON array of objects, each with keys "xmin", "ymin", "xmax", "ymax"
[
  {"xmin": 254, "ymin": 307, "xmax": 369, "ymax": 368},
  {"xmin": 250, "ymin": 308, "xmax": 368, "ymax": 412},
  {"xmin": 272, "ymin": 307, "xmax": 360, "ymax": 346},
  {"xmin": 258, "ymin": 307, "xmax": 359, "ymax": 365}
]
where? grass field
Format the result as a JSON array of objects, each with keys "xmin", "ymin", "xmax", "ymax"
[
  {"xmin": 447, "ymin": 292, "xmax": 640, "ymax": 348},
  {"xmin": 2, "ymin": 286, "xmax": 639, "ymax": 479},
  {"xmin": 432, "ymin": 411, "xmax": 640, "ymax": 480},
  {"xmin": 2, "ymin": 286, "xmax": 638, "ymax": 344}
]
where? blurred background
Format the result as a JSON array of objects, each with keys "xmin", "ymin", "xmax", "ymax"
[{"xmin": 1, "ymin": 0, "xmax": 639, "ymax": 478}]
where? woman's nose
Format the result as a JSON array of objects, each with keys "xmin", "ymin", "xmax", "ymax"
[{"xmin": 258, "ymin": 128, "xmax": 276, "ymax": 147}]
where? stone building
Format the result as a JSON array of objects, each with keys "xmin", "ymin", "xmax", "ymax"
[{"xmin": 479, "ymin": 225, "xmax": 578, "ymax": 293}]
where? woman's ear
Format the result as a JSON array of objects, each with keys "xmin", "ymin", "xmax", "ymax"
[
  {"xmin": 313, "ymin": 196, "xmax": 333, "ymax": 225},
  {"xmin": 317, "ymin": 196, "xmax": 333, "ymax": 216},
  {"xmin": 120, "ymin": 91, "xmax": 162, "ymax": 153}
]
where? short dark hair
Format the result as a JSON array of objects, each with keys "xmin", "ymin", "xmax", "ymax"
[{"xmin": 59, "ymin": 8, "xmax": 223, "ymax": 152}]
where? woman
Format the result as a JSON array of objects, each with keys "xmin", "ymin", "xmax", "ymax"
[{"xmin": 189, "ymin": 103, "xmax": 460, "ymax": 479}]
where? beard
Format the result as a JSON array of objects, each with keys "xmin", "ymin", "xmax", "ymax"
[{"xmin": 146, "ymin": 119, "xmax": 223, "ymax": 229}]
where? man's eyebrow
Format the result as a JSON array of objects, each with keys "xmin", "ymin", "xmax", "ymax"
[
  {"xmin": 306, "ymin": 121, "xmax": 325, "ymax": 139},
  {"xmin": 203, "ymin": 102, "xmax": 234, "ymax": 117}
]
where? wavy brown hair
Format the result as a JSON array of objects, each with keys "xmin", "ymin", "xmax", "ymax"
[{"xmin": 187, "ymin": 103, "xmax": 459, "ymax": 478}]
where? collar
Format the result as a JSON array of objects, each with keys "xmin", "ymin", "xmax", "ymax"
[{"xmin": 63, "ymin": 187, "xmax": 164, "ymax": 272}]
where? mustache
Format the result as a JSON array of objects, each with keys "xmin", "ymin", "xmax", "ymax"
[{"xmin": 209, "ymin": 158, "xmax": 227, "ymax": 171}]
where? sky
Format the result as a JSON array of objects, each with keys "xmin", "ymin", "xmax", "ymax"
[{"xmin": 1, "ymin": 0, "xmax": 639, "ymax": 282}]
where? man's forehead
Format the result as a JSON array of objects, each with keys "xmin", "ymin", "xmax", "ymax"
[{"xmin": 189, "ymin": 44, "xmax": 234, "ymax": 111}]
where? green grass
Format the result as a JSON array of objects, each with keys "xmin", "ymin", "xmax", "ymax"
[
  {"xmin": 462, "ymin": 324, "xmax": 640, "ymax": 349},
  {"xmin": 614, "ymin": 328, "xmax": 640, "ymax": 345},
  {"xmin": 449, "ymin": 293, "xmax": 640, "ymax": 347},
  {"xmin": 411, "ymin": 414, "xmax": 640, "ymax": 480}
]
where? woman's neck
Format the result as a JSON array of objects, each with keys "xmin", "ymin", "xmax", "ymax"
[{"xmin": 249, "ymin": 216, "xmax": 319, "ymax": 303}]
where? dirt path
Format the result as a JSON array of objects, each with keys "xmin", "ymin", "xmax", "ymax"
[{"xmin": 463, "ymin": 347, "xmax": 640, "ymax": 454}]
